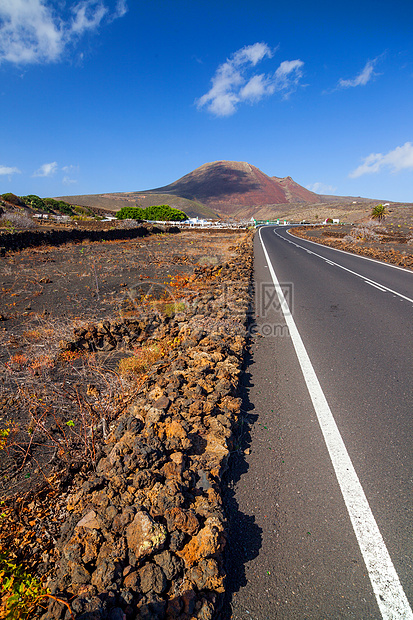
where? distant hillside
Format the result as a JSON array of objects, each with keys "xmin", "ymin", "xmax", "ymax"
[
  {"xmin": 56, "ymin": 192, "xmax": 217, "ymax": 219},
  {"xmin": 272, "ymin": 175, "xmax": 319, "ymax": 203},
  {"xmin": 57, "ymin": 160, "xmax": 391, "ymax": 221}
]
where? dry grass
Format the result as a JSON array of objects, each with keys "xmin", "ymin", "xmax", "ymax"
[{"xmin": 118, "ymin": 344, "xmax": 163, "ymax": 376}]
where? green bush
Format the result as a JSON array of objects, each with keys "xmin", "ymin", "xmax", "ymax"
[
  {"xmin": 43, "ymin": 198, "xmax": 74, "ymax": 216},
  {"xmin": 1, "ymin": 193, "xmax": 25, "ymax": 207},
  {"xmin": 115, "ymin": 207, "xmax": 145, "ymax": 220},
  {"xmin": 144, "ymin": 205, "xmax": 188, "ymax": 221},
  {"xmin": 20, "ymin": 195, "xmax": 51, "ymax": 212},
  {"xmin": 74, "ymin": 205, "xmax": 95, "ymax": 217},
  {"xmin": 370, "ymin": 204, "xmax": 388, "ymax": 223},
  {"xmin": 116, "ymin": 204, "xmax": 187, "ymax": 222},
  {"xmin": 71, "ymin": 215, "xmax": 95, "ymax": 221},
  {"xmin": 0, "ymin": 551, "xmax": 56, "ymax": 620}
]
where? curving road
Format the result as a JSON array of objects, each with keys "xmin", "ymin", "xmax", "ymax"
[{"xmin": 226, "ymin": 226, "xmax": 413, "ymax": 619}]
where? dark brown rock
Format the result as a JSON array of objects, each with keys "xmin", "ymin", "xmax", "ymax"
[
  {"xmin": 169, "ymin": 530, "xmax": 186, "ymax": 552},
  {"xmin": 153, "ymin": 550, "xmax": 183, "ymax": 581},
  {"xmin": 187, "ymin": 557, "xmax": 224, "ymax": 592},
  {"xmin": 138, "ymin": 562, "xmax": 167, "ymax": 594},
  {"xmin": 90, "ymin": 559, "xmax": 122, "ymax": 590},
  {"xmin": 123, "ymin": 570, "xmax": 140, "ymax": 591},
  {"xmin": 153, "ymin": 395, "xmax": 171, "ymax": 411},
  {"xmin": 112, "ymin": 506, "xmax": 136, "ymax": 534}
]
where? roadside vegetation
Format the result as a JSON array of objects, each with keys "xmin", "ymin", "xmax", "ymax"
[
  {"xmin": 115, "ymin": 204, "xmax": 188, "ymax": 222},
  {"xmin": 370, "ymin": 203, "xmax": 388, "ymax": 222},
  {"xmin": 0, "ymin": 194, "xmax": 76, "ymax": 217},
  {"xmin": 0, "ymin": 194, "xmax": 104, "ymax": 227},
  {"xmin": 0, "ymin": 195, "xmax": 188, "ymax": 229}
]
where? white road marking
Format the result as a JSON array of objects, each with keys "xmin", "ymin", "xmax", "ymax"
[
  {"xmin": 364, "ymin": 281, "xmax": 387, "ymax": 292},
  {"xmin": 259, "ymin": 227, "xmax": 413, "ymax": 620},
  {"xmin": 285, "ymin": 227, "xmax": 413, "ymax": 274},
  {"xmin": 275, "ymin": 229, "xmax": 413, "ymax": 304}
]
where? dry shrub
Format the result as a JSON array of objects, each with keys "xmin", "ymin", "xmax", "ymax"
[
  {"xmin": 5, "ymin": 354, "xmax": 29, "ymax": 372},
  {"xmin": 59, "ymin": 350, "xmax": 85, "ymax": 363},
  {"xmin": 118, "ymin": 218, "xmax": 140, "ymax": 229},
  {"xmin": 149, "ymin": 300, "xmax": 187, "ymax": 317},
  {"xmin": 21, "ymin": 329, "xmax": 43, "ymax": 342},
  {"xmin": 118, "ymin": 344, "xmax": 162, "ymax": 376},
  {"xmin": 0, "ymin": 212, "xmax": 37, "ymax": 230},
  {"xmin": 344, "ymin": 222, "xmax": 381, "ymax": 243},
  {"xmin": 27, "ymin": 355, "xmax": 54, "ymax": 376}
]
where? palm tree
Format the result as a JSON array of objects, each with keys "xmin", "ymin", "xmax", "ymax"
[{"xmin": 370, "ymin": 204, "xmax": 388, "ymax": 223}]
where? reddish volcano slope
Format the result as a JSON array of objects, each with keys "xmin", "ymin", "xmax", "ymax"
[
  {"xmin": 273, "ymin": 175, "xmax": 319, "ymax": 203},
  {"xmin": 147, "ymin": 161, "xmax": 317, "ymax": 215}
]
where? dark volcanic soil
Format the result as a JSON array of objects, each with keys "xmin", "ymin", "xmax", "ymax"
[
  {"xmin": 0, "ymin": 229, "xmax": 254, "ymax": 620},
  {"xmin": 0, "ymin": 230, "xmax": 236, "ymax": 329},
  {"xmin": 0, "ymin": 230, "xmax": 241, "ymax": 499}
]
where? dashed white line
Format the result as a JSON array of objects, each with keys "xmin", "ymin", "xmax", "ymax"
[
  {"xmin": 285, "ymin": 227, "xmax": 413, "ymax": 274},
  {"xmin": 274, "ymin": 229, "xmax": 413, "ymax": 304},
  {"xmin": 260, "ymin": 227, "xmax": 413, "ymax": 620}
]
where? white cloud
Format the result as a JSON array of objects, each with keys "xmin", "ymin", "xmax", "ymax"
[
  {"xmin": 196, "ymin": 43, "xmax": 304, "ymax": 116},
  {"xmin": 0, "ymin": 0, "xmax": 128, "ymax": 65},
  {"xmin": 70, "ymin": 1, "xmax": 108, "ymax": 35},
  {"xmin": 62, "ymin": 176, "xmax": 77, "ymax": 185},
  {"xmin": 32, "ymin": 161, "xmax": 58, "ymax": 177},
  {"xmin": 62, "ymin": 164, "xmax": 79, "ymax": 173},
  {"xmin": 232, "ymin": 42, "xmax": 273, "ymax": 66},
  {"xmin": 306, "ymin": 182, "xmax": 337, "ymax": 194},
  {"xmin": 0, "ymin": 165, "xmax": 21, "ymax": 175},
  {"xmin": 349, "ymin": 142, "xmax": 413, "ymax": 178},
  {"xmin": 31, "ymin": 162, "xmax": 79, "ymax": 181},
  {"xmin": 337, "ymin": 58, "xmax": 379, "ymax": 89},
  {"xmin": 274, "ymin": 59, "xmax": 304, "ymax": 96},
  {"xmin": 113, "ymin": 0, "xmax": 127, "ymax": 18},
  {"xmin": 239, "ymin": 74, "xmax": 274, "ymax": 102}
]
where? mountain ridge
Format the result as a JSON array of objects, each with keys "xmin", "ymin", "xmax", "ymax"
[
  {"xmin": 145, "ymin": 160, "xmax": 320, "ymax": 214},
  {"xmin": 57, "ymin": 160, "xmax": 384, "ymax": 220}
]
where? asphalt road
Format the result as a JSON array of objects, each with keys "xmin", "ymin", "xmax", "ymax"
[{"xmin": 225, "ymin": 226, "xmax": 413, "ymax": 620}]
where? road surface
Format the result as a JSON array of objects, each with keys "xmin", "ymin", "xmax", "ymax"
[{"xmin": 225, "ymin": 226, "xmax": 413, "ymax": 619}]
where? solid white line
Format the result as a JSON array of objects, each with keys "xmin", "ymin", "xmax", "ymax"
[
  {"xmin": 275, "ymin": 230, "xmax": 413, "ymax": 304},
  {"xmin": 259, "ymin": 228, "xmax": 413, "ymax": 620},
  {"xmin": 364, "ymin": 281, "xmax": 387, "ymax": 292}
]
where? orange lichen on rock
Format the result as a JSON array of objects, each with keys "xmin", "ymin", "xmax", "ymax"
[{"xmin": 177, "ymin": 517, "xmax": 225, "ymax": 567}]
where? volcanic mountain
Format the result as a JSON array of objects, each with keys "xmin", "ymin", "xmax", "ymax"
[
  {"xmin": 146, "ymin": 160, "xmax": 319, "ymax": 216},
  {"xmin": 58, "ymin": 160, "xmax": 379, "ymax": 221}
]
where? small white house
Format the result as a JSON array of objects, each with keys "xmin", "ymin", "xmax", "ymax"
[{"xmin": 188, "ymin": 217, "xmax": 207, "ymax": 226}]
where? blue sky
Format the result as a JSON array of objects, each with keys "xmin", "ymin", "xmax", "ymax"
[{"xmin": 1, "ymin": 0, "xmax": 413, "ymax": 202}]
